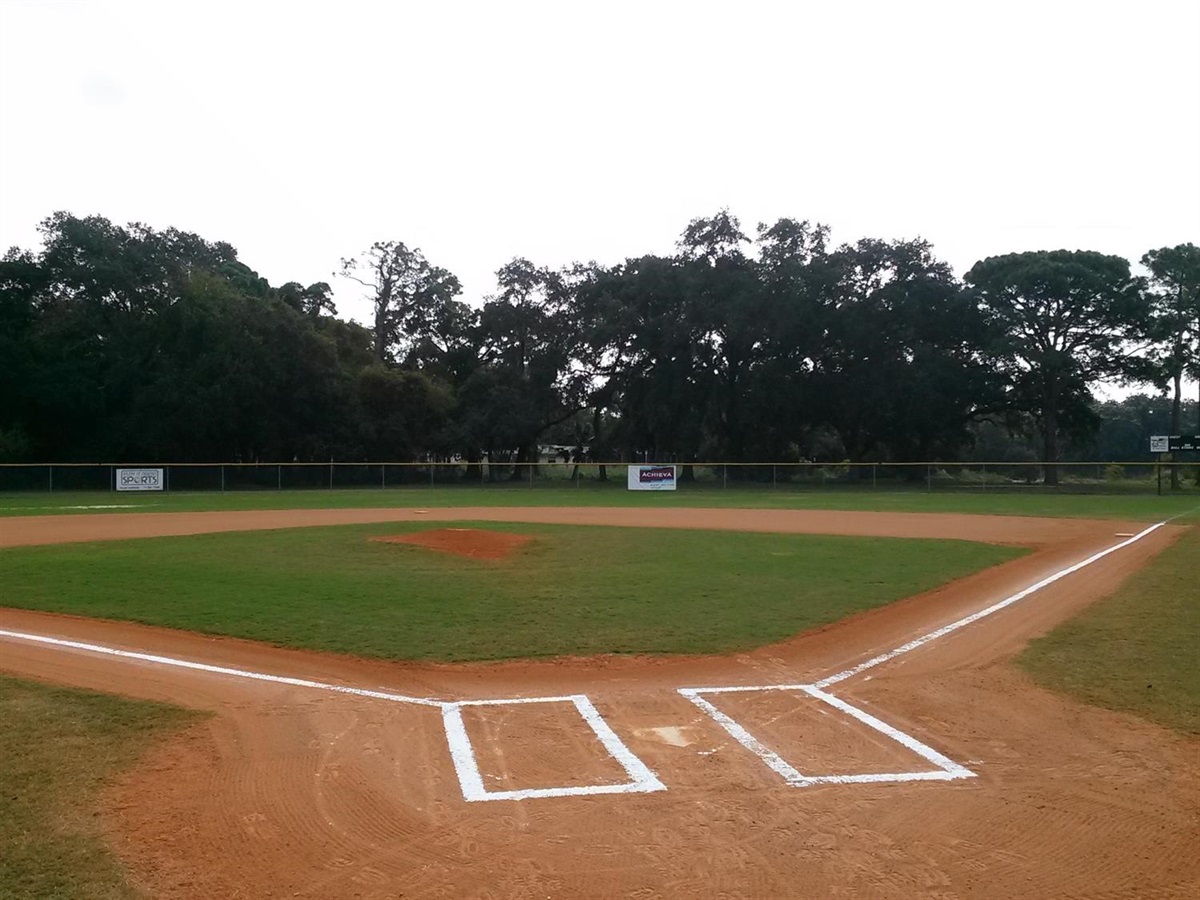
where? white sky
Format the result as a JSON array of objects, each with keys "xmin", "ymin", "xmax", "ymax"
[{"xmin": 2, "ymin": 0, "xmax": 1199, "ymax": 348}]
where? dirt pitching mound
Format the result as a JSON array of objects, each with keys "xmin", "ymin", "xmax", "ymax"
[{"xmin": 371, "ymin": 527, "xmax": 532, "ymax": 560}]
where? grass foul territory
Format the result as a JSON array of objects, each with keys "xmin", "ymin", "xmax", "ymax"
[
  {"xmin": 1020, "ymin": 525, "xmax": 1200, "ymax": 735},
  {"xmin": 0, "ymin": 522, "xmax": 1022, "ymax": 661},
  {"xmin": 0, "ymin": 675, "xmax": 198, "ymax": 900}
]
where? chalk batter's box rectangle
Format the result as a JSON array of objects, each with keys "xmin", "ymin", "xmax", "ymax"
[
  {"xmin": 442, "ymin": 694, "xmax": 665, "ymax": 802},
  {"xmin": 679, "ymin": 684, "xmax": 975, "ymax": 787}
]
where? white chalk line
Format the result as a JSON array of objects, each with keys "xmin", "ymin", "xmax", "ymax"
[
  {"xmin": 0, "ymin": 504, "xmax": 155, "ymax": 510},
  {"xmin": 813, "ymin": 519, "xmax": 1165, "ymax": 688},
  {"xmin": 0, "ymin": 628, "xmax": 662, "ymax": 803},
  {"xmin": 0, "ymin": 629, "xmax": 444, "ymax": 707},
  {"xmin": 679, "ymin": 519, "xmax": 1169, "ymax": 788},
  {"xmin": 444, "ymin": 695, "xmax": 666, "ymax": 801},
  {"xmin": 678, "ymin": 685, "xmax": 970, "ymax": 787},
  {"xmin": 679, "ymin": 689, "xmax": 811, "ymax": 786}
]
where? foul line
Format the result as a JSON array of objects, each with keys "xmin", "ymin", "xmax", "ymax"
[
  {"xmin": 0, "ymin": 629, "xmax": 663, "ymax": 803},
  {"xmin": 678, "ymin": 519, "xmax": 1169, "ymax": 788},
  {"xmin": 0, "ymin": 630, "xmax": 445, "ymax": 706},
  {"xmin": 814, "ymin": 519, "xmax": 1165, "ymax": 687}
]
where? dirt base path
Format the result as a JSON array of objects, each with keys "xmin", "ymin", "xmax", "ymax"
[{"xmin": 1, "ymin": 508, "xmax": 1198, "ymax": 899}]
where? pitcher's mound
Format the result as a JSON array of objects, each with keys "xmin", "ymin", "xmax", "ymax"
[{"xmin": 371, "ymin": 528, "xmax": 532, "ymax": 561}]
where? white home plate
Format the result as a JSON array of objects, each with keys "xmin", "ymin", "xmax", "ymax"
[{"xmin": 636, "ymin": 726, "xmax": 694, "ymax": 747}]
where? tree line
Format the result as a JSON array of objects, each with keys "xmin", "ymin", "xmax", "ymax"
[{"xmin": 1, "ymin": 211, "xmax": 1197, "ymax": 486}]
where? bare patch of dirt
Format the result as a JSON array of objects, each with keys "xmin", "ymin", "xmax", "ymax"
[{"xmin": 371, "ymin": 527, "xmax": 532, "ymax": 560}]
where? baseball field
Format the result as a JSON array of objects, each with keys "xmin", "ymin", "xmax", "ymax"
[{"xmin": 1, "ymin": 489, "xmax": 1197, "ymax": 899}]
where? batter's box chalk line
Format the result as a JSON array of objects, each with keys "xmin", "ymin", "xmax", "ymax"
[
  {"xmin": 676, "ymin": 519, "xmax": 1168, "ymax": 788},
  {"xmin": 0, "ymin": 629, "xmax": 666, "ymax": 804},
  {"xmin": 678, "ymin": 683, "xmax": 973, "ymax": 787},
  {"xmin": 443, "ymin": 694, "xmax": 666, "ymax": 802}
]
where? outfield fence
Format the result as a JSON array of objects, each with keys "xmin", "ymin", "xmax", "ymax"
[{"xmin": 1, "ymin": 460, "xmax": 1198, "ymax": 494}]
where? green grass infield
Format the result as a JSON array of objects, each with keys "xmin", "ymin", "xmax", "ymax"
[
  {"xmin": 1, "ymin": 522, "xmax": 1023, "ymax": 661},
  {"xmin": 0, "ymin": 675, "xmax": 198, "ymax": 900},
  {"xmin": 1020, "ymin": 525, "xmax": 1200, "ymax": 735}
]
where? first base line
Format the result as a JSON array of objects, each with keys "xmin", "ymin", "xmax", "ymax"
[{"xmin": 677, "ymin": 520, "xmax": 1166, "ymax": 787}]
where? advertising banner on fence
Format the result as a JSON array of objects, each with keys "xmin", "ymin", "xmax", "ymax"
[
  {"xmin": 627, "ymin": 464, "xmax": 677, "ymax": 491},
  {"xmin": 116, "ymin": 468, "xmax": 164, "ymax": 491}
]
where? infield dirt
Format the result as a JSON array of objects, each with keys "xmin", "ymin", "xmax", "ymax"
[{"xmin": 1, "ymin": 507, "xmax": 1197, "ymax": 898}]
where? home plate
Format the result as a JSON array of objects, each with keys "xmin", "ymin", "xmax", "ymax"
[{"xmin": 636, "ymin": 726, "xmax": 694, "ymax": 747}]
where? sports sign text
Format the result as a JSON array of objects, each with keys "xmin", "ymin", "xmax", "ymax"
[{"xmin": 116, "ymin": 468, "xmax": 164, "ymax": 491}]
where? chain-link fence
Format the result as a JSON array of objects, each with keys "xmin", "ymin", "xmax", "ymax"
[{"xmin": 1, "ymin": 460, "xmax": 1197, "ymax": 495}]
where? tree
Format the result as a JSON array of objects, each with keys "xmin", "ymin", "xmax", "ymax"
[
  {"xmin": 5, "ymin": 213, "xmax": 360, "ymax": 463},
  {"xmin": 338, "ymin": 241, "xmax": 461, "ymax": 363},
  {"xmin": 278, "ymin": 281, "xmax": 336, "ymax": 319},
  {"xmin": 1141, "ymin": 244, "xmax": 1200, "ymax": 429},
  {"xmin": 571, "ymin": 254, "xmax": 711, "ymax": 466},
  {"xmin": 807, "ymin": 238, "xmax": 998, "ymax": 465},
  {"xmin": 11, "ymin": 213, "xmax": 245, "ymax": 460},
  {"xmin": 752, "ymin": 218, "xmax": 835, "ymax": 462},
  {"xmin": 355, "ymin": 365, "xmax": 453, "ymax": 461},
  {"xmin": 965, "ymin": 250, "xmax": 1146, "ymax": 485},
  {"xmin": 1138, "ymin": 243, "xmax": 1200, "ymax": 488},
  {"xmin": 678, "ymin": 211, "xmax": 764, "ymax": 465},
  {"xmin": 0, "ymin": 247, "xmax": 41, "ymax": 460},
  {"xmin": 473, "ymin": 258, "xmax": 587, "ymax": 474}
]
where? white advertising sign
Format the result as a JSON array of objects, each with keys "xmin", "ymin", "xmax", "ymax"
[
  {"xmin": 116, "ymin": 468, "xmax": 164, "ymax": 491},
  {"xmin": 627, "ymin": 464, "xmax": 677, "ymax": 491},
  {"xmin": 1149, "ymin": 435, "xmax": 1169, "ymax": 453}
]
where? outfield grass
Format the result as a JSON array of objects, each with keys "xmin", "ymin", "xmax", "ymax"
[
  {"xmin": 0, "ymin": 675, "xmax": 197, "ymax": 900},
  {"xmin": 1, "ymin": 484, "xmax": 1198, "ymax": 522},
  {"xmin": 0, "ymin": 522, "xmax": 1023, "ymax": 661},
  {"xmin": 1020, "ymin": 526, "xmax": 1200, "ymax": 735}
]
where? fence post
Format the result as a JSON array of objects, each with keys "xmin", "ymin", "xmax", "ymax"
[
  {"xmin": 430, "ymin": 461, "xmax": 435, "ymax": 488},
  {"xmin": 723, "ymin": 465, "xmax": 727, "ymax": 490},
  {"xmin": 926, "ymin": 464, "xmax": 932, "ymax": 492},
  {"xmin": 220, "ymin": 465, "xmax": 225, "ymax": 493},
  {"xmin": 872, "ymin": 463, "xmax": 877, "ymax": 490},
  {"xmin": 381, "ymin": 464, "xmax": 386, "ymax": 489},
  {"xmin": 772, "ymin": 464, "xmax": 776, "ymax": 489},
  {"xmin": 981, "ymin": 462, "xmax": 986, "ymax": 490},
  {"xmin": 329, "ymin": 458, "xmax": 334, "ymax": 490},
  {"xmin": 48, "ymin": 465, "xmax": 53, "ymax": 493}
]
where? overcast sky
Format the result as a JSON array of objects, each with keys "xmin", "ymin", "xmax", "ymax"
[{"xmin": 2, "ymin": 0, "xmax": 1198, "ymax": 336}]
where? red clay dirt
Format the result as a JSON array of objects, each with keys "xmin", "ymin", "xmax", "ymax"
[
  {"xmin": 370, "ymin": 527, "xmax": 532, "ymax": 560},
  {"xmin": 1, "ymin": 507, "xmax": 1198, "ymax": 899}
]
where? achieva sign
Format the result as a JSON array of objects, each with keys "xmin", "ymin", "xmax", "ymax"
[{"xmin": 627, "ymin": 465, "xmax": 677, "ymax": 491}]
